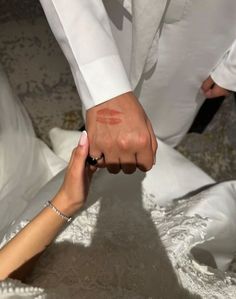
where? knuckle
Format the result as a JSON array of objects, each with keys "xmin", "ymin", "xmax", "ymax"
[
  {"xmin": 117, "ymin": 137, "xmax": 130, "ymax": 150},
  {"xmin": 138, "ymin": 134, "xmax": 149, "ymax": 148},
  {"xmin": 118, "ymin": 132, "xmax": 150, "ymax": 151}
]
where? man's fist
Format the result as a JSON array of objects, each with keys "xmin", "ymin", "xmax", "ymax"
[{"xmin": 86, "ymin": 92, "xmax": 157, "ymax": 174}]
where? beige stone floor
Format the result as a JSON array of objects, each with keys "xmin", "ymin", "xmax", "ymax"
[{"xmin": 0, "ymin": 2, "xmax": 235, "ymax": 182}]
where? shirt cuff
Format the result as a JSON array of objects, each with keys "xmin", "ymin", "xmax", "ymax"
[
  {"xmin": 211, "ymin": 63, "xmax": 236, "ymax": 92},
  {"xmin": 73, "ymin": 55, "xmax": 132, "ymax": 110},
  {"xmin": 211, "ymin": 46, "xmax": 236, "ymax": 92}
]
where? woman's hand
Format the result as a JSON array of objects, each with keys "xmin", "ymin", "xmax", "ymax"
[
  {"xmin": 201, "ymin": 76, "xmax": 230, "ymax": 99},
  {"xmin": 0, "ymin": 131, "xmax": 93, "ymax": 281},
  {"xmin": 52, "ymin": 131, "xmax": 93, "ymax": 216}
]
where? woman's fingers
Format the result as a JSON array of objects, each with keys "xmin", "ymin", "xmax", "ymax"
[
  {"xmin": 78, "ymin": 130, "xmax": 89, "ymax": 155},
  {"xmin": 57, "ymin": 131, "xmax": 91, "ymax": 215},
  {"xmin": 68, "ymin": 131, "xmax": 89, "ymax": 173}
]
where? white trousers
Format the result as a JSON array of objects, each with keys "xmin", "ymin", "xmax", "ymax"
[{"xmin": 106, "ymin": 0, "xmax": 236, "ymax": 146}]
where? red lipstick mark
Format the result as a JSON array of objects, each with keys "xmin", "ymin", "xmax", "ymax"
[
  {"xmin": 96, "ymin": 117, "xmax": 122, "ymax": 125},
  {"xmin": 96, "ymin": 108, "xmax": 123, "ymax": 125},
  {"xmin": 97, "ymin": 108, "xmax": 122, "ymax": 116}
]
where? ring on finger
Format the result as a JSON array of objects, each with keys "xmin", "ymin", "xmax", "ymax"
[{"xmin": 86, "ymin": 153, "xmax": 104, "ymax": 166}]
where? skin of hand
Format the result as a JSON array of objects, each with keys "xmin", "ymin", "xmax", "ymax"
[
  {"xmin": 0, "ymin": 131, "xmax": 93, "ymax": 281},
  {"xmin": 86, "ymin": 92, "xmax": 158, "ymax": 174},
  {"xmin": 201, "ymin": 76, "xmax": 230, "ymax": 99},
  {"xmin": 53, "ymin": 131, "xmax": 93, "ymax": 216}
]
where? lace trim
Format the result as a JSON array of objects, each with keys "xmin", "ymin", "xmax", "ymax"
[
  {"xmin": 148, "ymin": 193, "xmax": 236, "ymax": 298},
  {"xmin": 0, "ymin": 278, "xmax": 46, "ymax": 298}
]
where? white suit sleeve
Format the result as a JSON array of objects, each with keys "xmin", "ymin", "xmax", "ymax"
[
  {"xmin": 211, "ymin": 39, "xmax": 236, "ymax": 92},
  {"xmin": 39, "ymin": 0, "xmax": 132, "ymax": 109}
]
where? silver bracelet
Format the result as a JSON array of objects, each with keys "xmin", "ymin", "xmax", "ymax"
[{"xmin": 45, "ymin": 201, "xmax": 72, "ymax": 223}]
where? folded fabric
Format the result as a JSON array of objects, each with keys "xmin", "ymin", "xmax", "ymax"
[{"xmin": 0, "ymin": 67, "xmax": 66, "ymax": 240}]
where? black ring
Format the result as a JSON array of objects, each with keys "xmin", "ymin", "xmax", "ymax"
[{"xmin": 86, "ymin": 154, "xmax": 104, "ymax": 166}]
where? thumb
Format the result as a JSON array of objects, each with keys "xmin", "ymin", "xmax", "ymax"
[
  {"xmin": 68, "ymin": 131, "xmax": 89, "ymax": 170},
  {"xmin": 77, "ymin": 130, "xmax": 89, "ymax": 158}
]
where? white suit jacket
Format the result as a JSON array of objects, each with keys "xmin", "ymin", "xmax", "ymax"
[{"xmin": 39, "ymin": 0, "xmax": 236, "ymax": 109}]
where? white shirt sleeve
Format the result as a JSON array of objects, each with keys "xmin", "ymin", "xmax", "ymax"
[
  {"xmin": 211, "ymin": 39, "xmax": 236, "ymax": 92},
  {"xmin": 39, "ymin": 0, "xmax": 132, "ymax": 109}
]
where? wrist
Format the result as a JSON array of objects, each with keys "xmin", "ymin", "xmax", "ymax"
[
  {"xmin": 51, "ymin": 193, "xmax": 82, "ymax": 217},
  {"xmin": 87, "ymin": 91, "xmax": 136, "ymax": 111}
]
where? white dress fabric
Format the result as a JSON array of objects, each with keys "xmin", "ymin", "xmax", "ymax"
[
  {"xmin": 1, "ymin": 67, "xmax": 236, "ymax": 298},
  {"xmin": 0, "ymin": 66, "xmax": 66, "ymax": 241}
]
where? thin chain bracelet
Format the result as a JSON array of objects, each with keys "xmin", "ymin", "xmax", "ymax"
[{"xmin": 45, "ymin": 201, "xmax": 72, "ymax": 223}]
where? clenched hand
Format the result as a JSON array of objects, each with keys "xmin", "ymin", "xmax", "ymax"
[{"xmin": 86, "ymin": 92, "xmax": 157, "ymax": 174}]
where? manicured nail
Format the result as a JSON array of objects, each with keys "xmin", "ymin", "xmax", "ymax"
[{"xmin": 79, "ymin": 131, "xmax": 87, "ymax": 146}]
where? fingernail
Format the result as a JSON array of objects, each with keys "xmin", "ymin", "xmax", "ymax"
[
  {"xmin": 79, "ymin": 131, "xmax": 87, "ymax": 146},
  {"xmin": 153, "ymin": 155, "xmax": 156, "ymax": 165}
]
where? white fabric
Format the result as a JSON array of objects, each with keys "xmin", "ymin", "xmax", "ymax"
[
  {"xmin": 186, "ymin": 182, "xmax": 236, "ymax": 271},
  {"xmin": 0, "ymin": 66, "xmax": 66, "ymax": 241},
  {"xmin": 39, "ymin": 0, "xmax": 132, "ymax": 109},
  {"xmin": 108, "ymin": 0, "xmax": 236, "ymax": 146},
  {"xmin": 0, "ymin": 278, "xmax": 46, "ymax": 298},
  {"xmin": 211, "ymin": 39, "xmax": 236, "ymax": 92}
]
